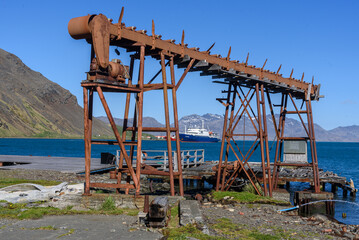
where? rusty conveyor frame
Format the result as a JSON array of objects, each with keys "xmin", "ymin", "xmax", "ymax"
[{"xmin": 70, "ymin": 7, "xmax": 322, "ymax": 197}]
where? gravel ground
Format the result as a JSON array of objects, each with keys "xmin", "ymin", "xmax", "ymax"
[
  {"xmin": 1, "ymin": 169, "xmax": 359, "ymax": 239},
  {"xmin": 0, "ymin": 215, "xmax": 162, "ymax": 240},
  {"xmin": 201, "ymin": 202, "xmax": 359, "ymax": 239}
]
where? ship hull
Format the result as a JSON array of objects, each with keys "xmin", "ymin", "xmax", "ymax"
[{"xmin": 179, "ymin": 133, "xmax": 219, "ymax": 142}]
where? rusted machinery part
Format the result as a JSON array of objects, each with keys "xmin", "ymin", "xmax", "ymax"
[
  {"xmin": 68, "ymin": 14, "xmax": 110, "ymax": 70},
  {"xmin": 68, "ymin": 14, "xmax": 95, "ymax": 40},
  {"xmin": 109, "ymin": 61, "xmax": 127, "ymax": 79},
  {"xmin": 89, "ymin": 14, "xmax": 110, "ymax": 69}
]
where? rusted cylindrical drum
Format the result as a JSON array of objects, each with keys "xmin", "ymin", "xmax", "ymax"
[
  {"xmin": 108, "ymin": 62, "xmax": 126, "ymax": 79},
  {"xmin": 68, "ymin": 15, "xmax": 96, "ymax": 39}
]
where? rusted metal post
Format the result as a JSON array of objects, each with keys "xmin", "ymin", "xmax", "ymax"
[
  {"xmin": 216, "ymin": 83, "xmax": 232, "ymax": 191},
  {"xmin": 272, "ymin": 93, "xmax": 288, "ymax": 189},
  {"xmin": 221, "ymin": 84, "xmax": 237, "ymax": 190},
  {"xmin": 83, "ymin": 87, "xmax": 91, "ymax": 195},
  {"xmin": 160, "ymin": 51, "xmax": 175, "ymax": 196},
  {"xmin": 260, "ymin": 85, "xmax": 272, "ymax": 196},
  {"xmin": 307, "ymin": 98, "xmax": 320, "ymax": 193},
  {"xmin": 169, "ymin": 56, "xmax": 184, "ymax": 196},
  {"xmin": 256, "ymin": 83, "xmax": 268, "ymax": 196},
  {"xmin": 118, "ymin": 55, "xmax": 135, "ymax": 193},
  {"xmin": 135, "ymin": 45, "xmax": 145, "ymax": 194}
]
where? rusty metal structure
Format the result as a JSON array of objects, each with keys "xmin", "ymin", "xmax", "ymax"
[{"xmin": 68, "ymin": 8, "xmax": 322, "ymax": 197}]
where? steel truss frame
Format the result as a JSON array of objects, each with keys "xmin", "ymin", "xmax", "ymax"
[
  {"xmin": 70, "ymin": 8, "xmax": 321, "ymax": 197},
  {"xmin": 215, "ymin": 82, "xmax": 320, "ymax": 196},
  {"xmin": 270, "ymin": 92, "xmax": 320, "ymax": 193},
  {"xmin": 82, "ymin": 46, "xmax": 192, "ymax": 196}
]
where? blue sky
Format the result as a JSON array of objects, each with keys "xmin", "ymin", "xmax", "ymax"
[{"xmin": 0, "ymin": 1, "xmax": 358, "ymax": 130}]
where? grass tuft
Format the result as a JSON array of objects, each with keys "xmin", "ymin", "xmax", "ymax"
[
  {"xmin": 0, "ymin": 201, "xmax": 138, "ymax": 220},
  {"xmin": 0, "ymin": 178, "xmax": 61, "ymax": 189},
  {"xmin": 101, "ymin": 196, "xmax": 116, "ymax": 211},
  {"xmin": 212, "ymin": 191, "xmax": 290, "ymax": 205}
]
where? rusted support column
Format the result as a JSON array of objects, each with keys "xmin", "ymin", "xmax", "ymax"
[
  {"xmin": 135, "ymin": 45, "xmax": 145, "ymax": 194},
  {"xmin": 118, "ymin": 55, "xmax": 135, "ymax": 193},
  {"xmin": 256, "ymin": 83, "xmax": 267, "ymax": 196},
  {"xmin": 160, "ymin": 52, "xmax": 175, "ymax": 196},
  {"xmin": 307, "ymin": 98, "xmax": 320, "ymax": 193},
  {"xmin": 170, "ymin": 56, "xmax": 184, "ymax": 196},
  {"xmin": 260, "ymin": 85, "xmax": 272, "ymax": 196},
  {"xmin": 272, "ymin": 93, "xmax": 288, "ymax": 190},
  {"xmin": 221, "ymin": 84, "xmax": 237, "ymax": 190},
  {"xmin": 83, "ymin": 87, "xmax": 91, "ymax": 195},
  {"xmin": 175, "ymin": 58, "xmax": 195, "ymax": 90},
  {"xmin": 216, "ymin": 83, "xmax": 232, "ymax": 191}
]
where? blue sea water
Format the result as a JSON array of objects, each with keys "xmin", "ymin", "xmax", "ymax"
[{"xmin": 0, "ymin": 139, "xmax": 358, "ymax": 224}]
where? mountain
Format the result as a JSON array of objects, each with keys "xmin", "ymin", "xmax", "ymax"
[
  {"xmin": 98, "ymin": 113, "xmax": 359, "ymax": 142},
  {"xmin": 0, "ymin": 48, "xmax": 112, "ymax": 138},
  {"xmin": 328, "ymin": 126, "xmax": 359, "ymax": 142}
]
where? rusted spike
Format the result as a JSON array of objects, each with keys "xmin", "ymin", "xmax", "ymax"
[
  {"xmin": 151, "ymin": 20, "xmax": 155, "ymax": 49},
  {"xmin": 245, "ymin": 53, "xmax": 249, "ymax": 65},
  {"xmin": 226, "ymin": 46, "xmax": 231, "ymax": 61},
  {"xmin": 117, "ymin": 7, "xmax": 125, "ymax": 40},
  {"xmin": 152, "ymin": 20, "xmax": 155, "ymax": 36},
  {"xmin": 301, "ymin": 72, "xmax": 305, "ymax": 82},
  {"xmin": 119, "ymin": 7, "xmax": 124, "ymax": 25},
  {"xmin": 180, "ymin": 30, "xmax": 185, "ymax": 57},
  {"xmin": 290, "ymin": 68, "xmax": 294, "ymax": 78},
  {"xmin": 180, "ymin": 30, "xmax": 184, "ymax": 45},
  {"xmin": 276, "ymin": 64, "xmax": 282, "ymax": 74},
  {"xmin": 261, "ymin": 59, "xmax": 268, "ymax": 70},
  {"xmin": 312, "ymin": 76, "xmax": 314, "ymax": 85},
  {"xmin": 206, "ymin": 42, "xmax": 215, "ymax": 53}
]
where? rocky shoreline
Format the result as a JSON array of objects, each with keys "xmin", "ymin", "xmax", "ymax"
[{"xmin": 1, "ymin": 169, "xmax": 359, "ymax": 239}]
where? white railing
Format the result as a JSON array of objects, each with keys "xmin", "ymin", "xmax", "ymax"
[{"xmin": 115, "ymin": 149, "xmax": 205, "ymax": 171}]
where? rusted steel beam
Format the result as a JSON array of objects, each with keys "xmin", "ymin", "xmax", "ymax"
[
  {"xmin": 260, "ymin": 85, "xmax": 272, "ymax": 196},
  {"xmin": 68, "ymin": 13, "xmax": 320, "ymax": 98},
  {"xmin": 216, "ymin": 83, "xmax": 232, "ymax": 191},
  {"xmin": 170, "ymin": 56, "xmax": 184, "ymax": 196},
  {"xmin": 135, "ymin": 45, "xmax": 145, "ymax": 194},
  {"xmin": 272, "ymin": 93, "xmax": 287, "ymax": 189},
  {"xmin": 221, "ymin": 83, "xmax": 237, "ymax": 190},
  {"xmin": 143, "ymin": 83, "xmax": 175, "ymax": 91},
  {"xmin": 83, "ymin": 88, "xmax": 91, "ymax": 195},
  {"xmin": 118, "ymin": 55, "xmax": 135, "ymax": 189},
  {"xmin": 176, "ymin": 58, "xmax": 195, "ymax": 90},
  {"xmin": 160, "ymin": 52, "xmax": 175, "ymax": 196},
  {"xmin": 306, "ymin": 98, "xmax": 320, "ymax": 193},
  {"xmin": 110, "ymin": 26, "xmax": 314, "ymax": 95},
  {"xmin": 256, "ymin": 83, "xmax": 268, "ymax": 196},
  {"xmin": 81, "ymin": 82, "xmax": 141, "ymax": 93}
]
